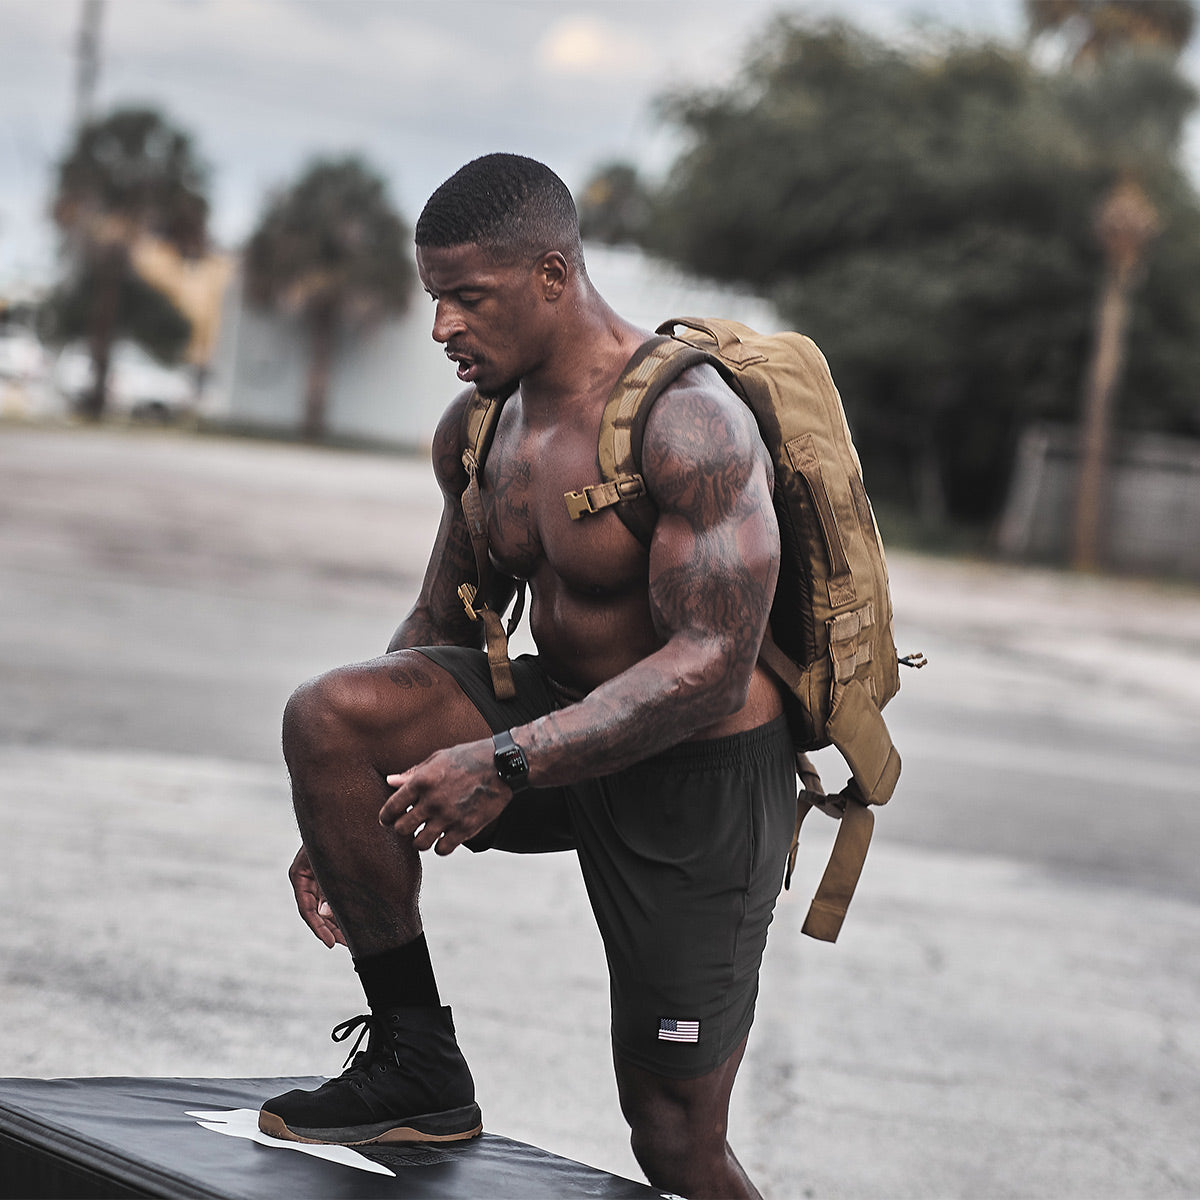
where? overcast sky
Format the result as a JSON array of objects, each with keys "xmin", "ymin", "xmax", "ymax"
[{"xmin": 0, "ymin": 0, "xmax": 1149, "ymax": 291}]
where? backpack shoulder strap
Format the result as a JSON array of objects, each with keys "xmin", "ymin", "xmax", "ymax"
[
  {"xmin": 459, "ymin": 388, "xmax": 503, "ymax": 594},
  {"xmin": 564, "ymin": 334, "xmax": 712, "ymax": 545},
  {"xmin": 458, "ymin": 389, "xmax": 523, "ymax": 700}
]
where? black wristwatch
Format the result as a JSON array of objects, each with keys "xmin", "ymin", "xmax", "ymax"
[{"xmin": 492, "ymin": 729, "xmax": 530, "ymax": 793}]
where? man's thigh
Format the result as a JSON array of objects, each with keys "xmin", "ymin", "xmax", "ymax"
[
  {"xmin": 408, "ymin": 646, "xmax": 576, "ymax": 854},
  {"xmin": 321, "ymin": 648, "xmax": 495, "ymax": 763},
  {"xmin": 572, "ymin": 716, "xmax": 795, "ymax": 1079}
]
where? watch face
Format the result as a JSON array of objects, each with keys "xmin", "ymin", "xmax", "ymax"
[
  {"xmin": 493, "ymin": 731, "xmax": 529, "ymax": 790},
  {"xmin": 496, "ymin": 746, "xmax": 527, "ymax": 778}
]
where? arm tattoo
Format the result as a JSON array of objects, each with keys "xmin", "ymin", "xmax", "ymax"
[{"xmin": 518, "ymin": 371, "xmax": 780, "ymax": 784}]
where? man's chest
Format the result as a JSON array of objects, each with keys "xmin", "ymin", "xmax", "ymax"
[{"xmin": 480, "ymin": 416, "xmax": 646, "ymax": 591}]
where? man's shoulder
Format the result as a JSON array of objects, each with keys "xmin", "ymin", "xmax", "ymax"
[
  {"xmin": 431, "ymin": 386, "xmax": 478, "ymax": 493},
  {"xmin": 642, "ymin": 360, "xmax": 760, "ymax": 467}
]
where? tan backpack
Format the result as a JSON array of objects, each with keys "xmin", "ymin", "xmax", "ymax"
[{"xmin": 457, "ymin": 317, "xmax": 924, "ymax": 942}]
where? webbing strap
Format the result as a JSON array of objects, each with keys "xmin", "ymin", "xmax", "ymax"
[
  {"xmin": 828, "ymin": 604, "xmax": 874, "ymax": 644},
  {"xmin": 758, "ymin": 632, "xmax": 806, "ymax": 695},
  {"xmin": 458, "ymin": 394, "xmax": 520, "ymax": 700},
  {"xmin": 801, "ymin": 797, "xmax": 875, "ymax": 943},
  {"xmin": 783, "ymin": 783, "xmax": 875, "ymax": 943},
  {"xmin": 826, "ymin": 678, "xmax": 901, "ymax": 805},
  {"xmin": 566, "ymin": 336, "xmax": 712, "ymax": 546},
  {"xmin": 564, "ymin": 474, "xmax": 647, "ymax": 521}
]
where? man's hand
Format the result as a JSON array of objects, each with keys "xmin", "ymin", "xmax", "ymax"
[
  {"xmin": 381, "ymin": 739, "xmax": 512, "ymax": 856},
  {"xmin": 289, "ymin": 844, "xmax": 345, "ymax": 948}
]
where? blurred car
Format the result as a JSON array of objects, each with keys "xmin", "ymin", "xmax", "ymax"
[
  {"xmin": 53, "ymin": 340, "xmax": 196, "ymax": 420},
  {"xmin": 0, "ymin": 325, "xmax": 49, "ymax": 383}
]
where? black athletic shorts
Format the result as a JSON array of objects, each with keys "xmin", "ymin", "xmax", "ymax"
[{"xmin": 414, "ymin": 645, "xmax": 797, "ymax": 1079}]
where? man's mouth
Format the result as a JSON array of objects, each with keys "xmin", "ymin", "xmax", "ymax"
[{"xmin": 445, "ymin": 348, "xmax": 478, "ymax": 383}]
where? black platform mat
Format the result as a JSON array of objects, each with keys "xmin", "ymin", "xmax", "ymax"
[{"xmin": 0, "ymin": 1077, "xmax": 660, "ymax": 1199}]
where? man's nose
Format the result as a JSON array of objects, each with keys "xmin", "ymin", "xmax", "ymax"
[{"xmin": 430, "ymin": 300, "xmax": 464, "ymax": 344}]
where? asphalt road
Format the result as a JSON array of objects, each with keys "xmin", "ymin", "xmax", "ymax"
[{"xmin": 2, "ymin": 423, "xmax": 1198, "ymax": 1199}]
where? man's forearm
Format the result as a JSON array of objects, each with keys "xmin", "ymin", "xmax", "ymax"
[{"xmin": 513, "ymin": 636, "xmax": 752, "ymax": 787}]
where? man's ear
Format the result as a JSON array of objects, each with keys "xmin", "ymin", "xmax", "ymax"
[{"xmin": 536, "ymin": 251, "xmax": 569, "ymax": 301}]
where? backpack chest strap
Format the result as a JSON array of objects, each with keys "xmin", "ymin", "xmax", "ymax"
[{"xmin": 564, "ymin": 473, "xmax": 647, "ymax": 520}]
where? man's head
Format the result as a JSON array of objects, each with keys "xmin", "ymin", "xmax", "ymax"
[
  {"xmin": 415, "ymin": 155, "xmax": 588, "ymax": 397},
  {"xmin": 415, "ymin": 153, "xmax": 584, "ymax": 270}
]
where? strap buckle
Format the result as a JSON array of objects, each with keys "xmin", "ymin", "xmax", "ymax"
[
  {"xmin": 457, "ymin": 582, "xmax": 479, "ymax": 621},
  {"xmin": 564, "ymin": 475, "xmax": 647, "ymax": 522},
  {"xmin": 564, "ymin": 489, "xmax": 594, "ymax": 521}
]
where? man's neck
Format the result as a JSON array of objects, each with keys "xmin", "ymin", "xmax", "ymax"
[{"xmin": 517, "ymin": 288, "xmax": 649, "ymax": 417}]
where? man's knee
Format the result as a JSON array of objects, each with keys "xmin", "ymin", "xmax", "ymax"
[
  {"xmin": 620, "ymin": 1080, "xmax": 725, "ymax": 1181},
  {"xmin": 282, "ymin": 658, "xmax": 405, "ymax": 765},
  {"xmin": 628, "ymin": 1110, "xmax": 729, "ymax": 1194},
  {"xmin": 616, "ymin": 1041, "xmax": 751, "ymax": 1196},
  {"xmin": 281, "ymin": 651, "xmax": 482, "ymax": 773}
]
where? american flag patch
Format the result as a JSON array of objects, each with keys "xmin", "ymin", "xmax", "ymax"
[{"xmin": 658, "ymin": 1018, "xmax": 700, "ymax": 1043}]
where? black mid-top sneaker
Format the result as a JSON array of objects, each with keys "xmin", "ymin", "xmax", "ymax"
[{"xmin": 258, "ymin": 1005, "xmax": 482, "ymax": 1145}]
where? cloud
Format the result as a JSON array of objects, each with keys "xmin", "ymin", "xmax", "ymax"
[{"xmin": 536, "ymin": 14, "xmax": 652, "ymax": 78}]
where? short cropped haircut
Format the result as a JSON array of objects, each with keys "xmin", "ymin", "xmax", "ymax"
[{"xmin": 415, "ymin": 153, "xmax": 584, "ymax": 268}]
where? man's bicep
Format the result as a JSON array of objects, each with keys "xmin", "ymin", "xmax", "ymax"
[{"xmin": 642, "ymin": 375, "xmax": 779, "ymax": 647}]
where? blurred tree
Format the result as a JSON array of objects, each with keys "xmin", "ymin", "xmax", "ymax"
[
  {"xmin": 579, "ymin": 162, "xmax": 653, "ymax": 245},
  {"xmin": 643, "ymin": 18, "xmax": 1200, "ymax": 530},
  {"xmin": 243, "ymin": 157, "xmax": 415, "ymax": 440},
  {"xmin": 1025, "ymin": 0, "xmax": 1194, "ymax": 63},
  {"xmin": 48, "ymin": 106, "xmax": 208, "ymax": 417},
  {"xmin": 1026, "ymin": 0, "xmax": 1196, "ymax": 567},
  {"xmin": 39, "ymin": 264, "xmax": 191, "ymax": 365}
]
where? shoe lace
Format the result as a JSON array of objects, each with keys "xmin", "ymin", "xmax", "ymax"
[{"xmin": 331, "ymin": 1013, "xmax": 378, "ymax": 1070}]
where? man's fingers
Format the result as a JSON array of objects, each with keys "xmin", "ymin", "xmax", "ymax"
[
  {"xmin": 296, "ymin": 890, "xmax": 339, "ymax": 948},
  {"xmin": 383, "ymin": 798, "xmax": 424, "ymax": 836},
  {"xmin": 380, "ymin": 777, "xmax": 419, "ymax": 828},
  {"xmin": 411, "ymin": 820, "xmax": 445, "ymax": 853}
]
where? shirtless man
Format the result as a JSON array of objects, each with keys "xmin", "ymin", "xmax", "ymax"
[{"xmin": 258, "ymin": 154, "xmax": 795, "ymax": 1200}]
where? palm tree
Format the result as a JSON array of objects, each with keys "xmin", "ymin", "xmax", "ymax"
[
  {"xmin": 50, "ymin": 106, "xmax": 208, "ymax": 417},
  {"xmin": 1025, "ymin": 1, "xmax": 1195, "ymax": 567},
  {"xmin": 243, "ymin": 157, "xmax": 415, "ymax": 440}
]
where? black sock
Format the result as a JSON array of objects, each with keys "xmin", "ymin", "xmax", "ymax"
[{"xmin": 353, "ymin": 933, "xmax": 442, "ymax": 1011}]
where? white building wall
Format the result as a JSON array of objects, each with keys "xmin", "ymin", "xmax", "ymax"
[{"xmin": 209, "ymin": 244, "xmax": 785, "ymax": 450}]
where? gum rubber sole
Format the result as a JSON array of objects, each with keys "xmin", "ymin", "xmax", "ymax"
[{"xmin": 258, "ymin": 1105, "xmax": 483, "ymax": 1146}]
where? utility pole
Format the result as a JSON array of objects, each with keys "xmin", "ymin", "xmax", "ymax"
[{"xmin": 74, "ymin": 0, "xmax": 104, "ymax": 128}]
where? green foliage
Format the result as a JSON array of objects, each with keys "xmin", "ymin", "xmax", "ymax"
[
  {"xmin": 243, "ymin": 156, "xmax": 415, "ymax": 438},
  {"xmin": 579, "ymin": 161, "xmax": 653, "ymax": 245},
  {"xmin": 644, "ymin": 18, "xmax": 1200, "ymax": 524},
  {"xmin": 1025, "ymin": 1, "xmax": 1195, "ymax": 62},
  {"xmin": 39, "ymin": 263, "xmax": 192, "ymax": 364},
  {"xmin": 53, "ymin": 105, "xmax": 209, "ymax": 257},
  {"xmin": 48, "ymin": 106, "xmax": 208, "ymax": 414},
  {"xmin": 244, "ymin": 156, "xmax": 414, "ymax": 321}
]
